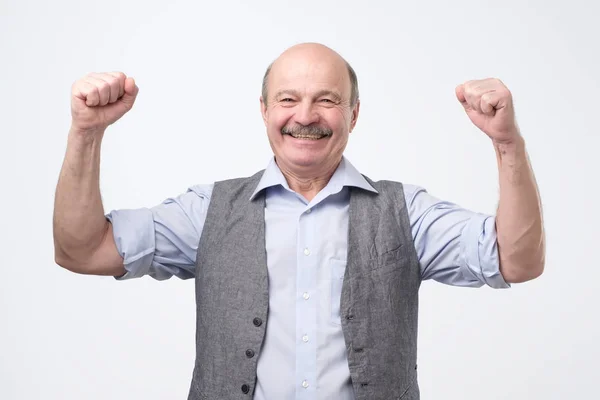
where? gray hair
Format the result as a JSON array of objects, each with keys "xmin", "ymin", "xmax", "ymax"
[{"xmin": 261, "ymin": 61, "xmax": 359, "ymax": 107}]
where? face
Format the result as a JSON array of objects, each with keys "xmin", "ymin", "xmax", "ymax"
[{"xmin": 260, "ymin": 47, "xmax": 359, "ymax": 175}]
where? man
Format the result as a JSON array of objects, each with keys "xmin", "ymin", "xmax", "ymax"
[{"xmin": 53, "ymin": 43, "xmax": 545, "ymax": 399}]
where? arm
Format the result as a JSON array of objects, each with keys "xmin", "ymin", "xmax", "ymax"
[
  {"xmin": 107, "ymin": 185, "xmax": 211, "ymax": 280},
  {"xmin": 456, "ymin": 78, "xmax": 545, "ymax": 283},
  {"xmin": 494, "ymin": 137, "xmax": 545, "ymax": 282},
  {"xmin": 408, "ymin": 184, "xmax": 509, "ymax": 288},
  {"xmin": 53, "ymin": 72, "xmax": 138, "ymax": 275},
  {"xmin": 53, "ymin": 128, "xmax": 123, "ymax": 275}
]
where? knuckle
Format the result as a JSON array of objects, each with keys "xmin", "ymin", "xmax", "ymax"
[
  {"xmin": 78, "ymin": 85, "xmax": 91, "ymax": 97},
  {"xmin": 73, "ymin": 77, "xmax": 88, "ymax": 89},
  {"xmin": 87, "ymin": 87, "xmax": 100, "ymax": 100},
  {"xmin": 465, "ymin": 81, "xmax": 478, "ymax": 94},
  {"xmin": 497, "ymin": 87, "xmax": 510, "ymax": 98},
  {"xmin": 494, "ymin": 78, "xmax": 508, "ymax": 92},
  {"xmin": 98, "ymin": 82, "xmax": 110, "ymax": 92},
  {"xmin": 107, "ymin": 76, "xmax": 119, "ymax": 88}
]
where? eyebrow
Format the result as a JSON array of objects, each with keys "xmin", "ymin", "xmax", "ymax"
[
  {"xmin": 314, "ymin": 90, "xmax": 342, "ymax": 102},
  {"xmin": 273, "ymin": 89, "xmax": 343, "ymax": 102}
]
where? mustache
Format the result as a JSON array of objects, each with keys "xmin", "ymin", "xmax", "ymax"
[{"xmin": 281, "ymin": 125, "xmax": 333, "ymax": 137}]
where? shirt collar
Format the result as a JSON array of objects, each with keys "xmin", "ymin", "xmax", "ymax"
[{"xmin": 249, "ymin": 156, "xmax": 378, "ymax": 201}]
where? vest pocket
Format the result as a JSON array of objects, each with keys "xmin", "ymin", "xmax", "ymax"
[{"xmin": 330, "ymin": 259, "xmax": 346, "ymax": 325}]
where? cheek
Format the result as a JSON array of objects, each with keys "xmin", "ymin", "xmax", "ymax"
[
  {"xmin": 326, "ymin": 108, "xmax": 352, "ymax": 131},
  {"xmin": 267, "ymin": 109, "xmax": 293, "ymax": 132}
]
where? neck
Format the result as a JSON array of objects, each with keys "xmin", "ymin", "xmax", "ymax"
[{"xmin": 276, "ymin": 158, "xmax": 341, "ymax": 202}]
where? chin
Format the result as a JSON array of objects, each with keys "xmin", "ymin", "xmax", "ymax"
[{"xmin": 281, "ymin": 149, "xmax": 327, "ymax": 169}]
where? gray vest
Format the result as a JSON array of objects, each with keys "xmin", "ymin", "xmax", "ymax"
[{"xmin": 188, "ymin": 171, "xmax": 422, "ymax": 400}]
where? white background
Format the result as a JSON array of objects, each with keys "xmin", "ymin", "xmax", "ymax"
[{"xmin": 1, "ymin": 0, "xmax": 599, "ymax": 399}]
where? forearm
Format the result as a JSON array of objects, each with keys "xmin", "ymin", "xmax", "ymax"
[
  {"xmin": 494, "ymin": 135, "xmax": 545, "ymax": 282},
  {"xmin": 53, "ymin": 127, "xmax": 112, "ymax": 268}
]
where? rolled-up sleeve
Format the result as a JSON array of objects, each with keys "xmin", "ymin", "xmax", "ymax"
[
  {"xmin": 106, "ymin": 208, "xmax": 156, "ymax": 280},
  {"xmin": 460, "ymin": 213, "xmax": 510, "ymax": 289},
  {"xmin": 105, "ymin": 184, "xmax": 213, "ymax": 281},
  {"xmin": 406, "ymin": 184, "xmax": 510, "ymax": 289}
]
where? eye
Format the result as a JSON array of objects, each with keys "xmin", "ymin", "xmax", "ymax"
[
  {"xmin": 320, "ymin": 98, "xmax": 334, "ymax": 103},
  {"xmin": 281, "ymin": 98, "xmax": 294, "ymax": 102}
]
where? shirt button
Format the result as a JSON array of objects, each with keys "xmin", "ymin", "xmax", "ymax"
[
  {"xmin": 302, "ymin": 292, "xmax": 310, "ymax": 300},
  {"xmin": 302, "ymin": 380, "xmax": 309, "ymax": 388},
  {"xmin": 245, "ymin": 349, "xmax": 255, "ymax": 358},
  {"xmin": 241, "ymin": 384, "xmax": 250, "ymax": 394},
  {"xmin": 303, "ymin": 248, "xmax": 310, "ymax": 256},
  {"xmin": 253, "ymin": 317, "xmax": 262, "ymax": 327},
  {"xmin": 302, "ymin": 335, "xmax": 309, "ymax": 343},
  {"xmin": 305, "ymin": 208, "xmax": 312, "ymax": 214}
]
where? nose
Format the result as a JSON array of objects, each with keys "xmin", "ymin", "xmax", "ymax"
[{"xmin": 293, "ymin": 100, "xmax": 319, "ymax": 126}]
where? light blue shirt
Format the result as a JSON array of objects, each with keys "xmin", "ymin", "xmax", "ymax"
[{"xmin": 106, "ymin": 156, "xmax": 509, "ymax": 399}]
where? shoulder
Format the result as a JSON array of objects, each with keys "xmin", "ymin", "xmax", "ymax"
[
  {"xmin": 182, "ymin": 170, "xmax": 265, "ymax": 205},
  {"xmin": 153, "ymin": 184, "xmax": 215, "ymax": 216},
  {"xmin": 363, "ymin": 176, "xmax": 427, "ymax": 204},
  {"xmin": 401, "ymin": 183, "xmax": 428, "ymax": 204},
  {"xmin": 211, "ymin": 170, "xmax": 266, "ymax": 199},
  {"xmin": 184, "ymin": 169, "xmax": 265, "ymax": 199},
  {"xmin": 186, "ymin": 183, "xmax": 215, "ymax": 200},
  {"xmin": 214, "ymin": 170, "xmax": 265, "ymax": 187}
]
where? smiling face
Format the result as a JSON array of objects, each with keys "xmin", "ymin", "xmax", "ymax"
[{"xmin": 260, "ymin": 44, "xmax": 360, "ymax": 176}]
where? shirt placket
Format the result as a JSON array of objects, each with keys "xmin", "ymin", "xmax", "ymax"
[{"xmin": 295, "ymin": 205, "xmax": 318, "ymax": 399}]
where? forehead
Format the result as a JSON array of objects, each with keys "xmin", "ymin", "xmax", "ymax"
[{"xmin": 269, "ymin": 54, "xmax": 350, "ymax": 97}]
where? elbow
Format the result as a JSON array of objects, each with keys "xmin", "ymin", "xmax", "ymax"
[
  {"xmin": 498, "ymin": 234, "xmax": 546, "ymax": 283},
  {"xmin": 53, "ymin": 229, "xmax": 80, "ymax": 273},
  {"xmin": 53, "ymin": 241, "xmax": 70, "ymax": 269},
  {"xmin": 54, "ymin": 247, "xmax": 81, "ymax": 274},
  {"xmin": 53, "ymin": 242, "xmax": 89, "ymax": 274},
  {"xmin": 502, "ymin": 258, "xmax": 545, "ymax": 284}
]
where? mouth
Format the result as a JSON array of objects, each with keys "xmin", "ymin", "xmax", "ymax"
[
  {"xmin": 284, "ymin": 132, "xmax": 328, "ymax": 140},
  {"xmin": 281, "ymin": 125, "xmax": 332, "ymax": 140}
]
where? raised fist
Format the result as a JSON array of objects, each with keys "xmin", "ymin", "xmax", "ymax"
[
  {"xmin": 455, "ymin": 78, "xmax": 520, "ymax": 144},
  {"xmin": 70, "ymin": 72, "xmax": 139, "ymax": 133}
]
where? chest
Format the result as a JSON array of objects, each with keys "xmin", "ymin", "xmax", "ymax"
[{"xmin": 264, "ymin": 191, "xmax": 349, "ymax": 262}]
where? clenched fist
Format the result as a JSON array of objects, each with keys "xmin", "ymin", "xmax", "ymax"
[
  {"xmin": 70, "ymin": 72, "xmax": 139, "ymax": 133},
  {"xmin": 455, "ymin": 78, "xmax": 520, "ymax": 144}
]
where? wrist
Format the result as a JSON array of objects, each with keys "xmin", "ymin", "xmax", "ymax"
[
  {"xmin": 493, "ymin": 135, "xmax": 528, "ymax": 174},
  {"xmin": 68, "ymin": 125, "xmax": 106, "ymax": 146},
  {"xmin": 493, "ymin": 134, "xmax": 525, "ymax": 155}
]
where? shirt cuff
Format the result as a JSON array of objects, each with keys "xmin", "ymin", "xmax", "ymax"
[
  {"xmin": 460, "ymin": 214, "xmax": 511, "ymax": 289},
  {"xmin": 105, "ymin": 208, "xmax": 156, "ymax": 280}
]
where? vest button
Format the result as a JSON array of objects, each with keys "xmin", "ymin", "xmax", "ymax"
[
  {"xmin": 245, "ymin": 349, "xmax": 255, "ymax": 358},
  {"xmin": 241, "ymin": 384, "xmax": 250, "ymax": 394},
  {"xmin": 253, "ymin": 317, "xmax": 262, "ymax": 327}
]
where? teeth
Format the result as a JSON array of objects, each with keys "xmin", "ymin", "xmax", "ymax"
[{"xmin": 289, "ymin": 133, "xmax": 325, "ymax": 139}]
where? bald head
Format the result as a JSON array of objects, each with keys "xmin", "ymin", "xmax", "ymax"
[
  {"xmin": 259, "ymin": 43, "xmax": 361, "ymax": 179},
  {"xmin": 261, "ymin": 43, "xmax": 359, "ymax": 107}
]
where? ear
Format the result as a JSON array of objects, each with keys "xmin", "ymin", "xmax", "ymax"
[
  {"xmin": 349, "ymin": 100, "xmax": 360, "ymax": 133},
  {"xmin": 260, "ymin": 96, "xmax": 268, "ymax": 127}
]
